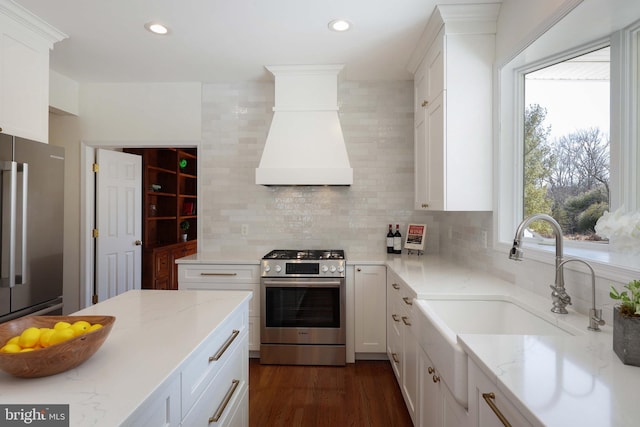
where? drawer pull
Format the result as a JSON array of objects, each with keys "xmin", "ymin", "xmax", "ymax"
[
  {"xmin": 392, "ymin": 283, "xmax": 400, "ymax": 290},
  {"xmin": 391, "ymin": 314, "xmax": 400, "ymax": 322},
  {"xmin": 402, "ymin": 297, "xmax": 413, "ymax": 306},
  {"xmin": 391, "ymin": 353, "xmax": 400, "ymax": 364},
  {"xmin": 482, "ymin": 392, "xmax": 512, "ymax": 427},
  {"xmin": 432, "ymin": 374, "xmax": 440, "ymax": 383},
  {"xmin": 428, "ymin": 366, "xmax": 435, "ymax": 374},
  {"xmin": 401, "ymin": 316, "xmax": 411, "ymax": 326},
  {"xmin": 200, "ymin": 272, "xmax": 238, "ymax": 276},
  {"xmin": 209, "ymin": 330, "xmax": 240, "ymax": 362},
  {"xmin": 208, "ymin": 379, "xmax": 240, "ymax": 423}
]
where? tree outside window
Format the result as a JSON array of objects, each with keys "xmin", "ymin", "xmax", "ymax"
[{"xmin": 523, "ymin": 47, "xmax": 610, "ymax": 241}]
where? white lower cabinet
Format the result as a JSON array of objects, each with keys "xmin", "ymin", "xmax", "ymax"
[
  {"xmin": 181, "ymin": 330, "xmax": 249, "ymax": 426},
  {"xmin": 468, "ymin": 360, "xmax": 532, "ymax": 427},
  {"xmin": 123, "ymin": 299, "xmax": 249, "ymax": 427},
  {"xmin": 178, "ymin": 263, "xmax": 260, "ymax": 352},
  {"xmin": 354, "ymin": 265, "xmax": 387, "ymax": 353},
  {"xmin": 387, "ymin": 269, "xmax": 419, "ymax": 424},
  {"xmin": 419, "ymin": 348, "xmax": 468, "ymax": 427}
]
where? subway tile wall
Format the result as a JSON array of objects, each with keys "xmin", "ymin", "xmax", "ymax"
[{"xmin": 200, "ymin": 80, "xmax": 437, "ymax": 258}]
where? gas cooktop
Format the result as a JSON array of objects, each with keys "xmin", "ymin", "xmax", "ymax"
[{"xmin": 262, "ymin": 249, "xmax": 345, "ymax": 260}]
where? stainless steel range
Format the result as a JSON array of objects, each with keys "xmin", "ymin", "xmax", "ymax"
[{"xmin": 260, "ymin": 249, "xmax": 346, "ymax": 366}]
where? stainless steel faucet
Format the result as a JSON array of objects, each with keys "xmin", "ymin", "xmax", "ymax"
[
  {"xmin": 509, "ymin": 214, "xmax": 572, "ymax": 314},
  {"xmin": 556, "ymin": 258, "xmax": 605, "ymax": 331}
]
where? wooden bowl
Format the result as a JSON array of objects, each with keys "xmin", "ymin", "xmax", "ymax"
[{"xmin": 0, "ymin": 315, "xmax": 115, "ymax": 378}]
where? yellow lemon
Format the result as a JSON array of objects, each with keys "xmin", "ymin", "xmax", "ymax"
[
  {"xmin": 19, "ymin": 348, "xmax": 35, "ymax": 352},
  {"xmin": 6, "ymin": 336, "xmax": 20, "ymax": 346},
  {"xmin": 87, "ymin": 323, "xmax": 103, "ymax": 332},
  {"xmin": 70, "ymin": 320, "xmax": 91, "ymax": 337},
  {"xmin": 18, "ymin": 327, "xmax": 41, "ymax": 348},
  {"xmin": 48, "ymin": 328, "xmax": 75, "ymax": 346},
  {"xmin": 53, "ymin": 321, "xmax": 71, "ymax": 330},
  {"xmin": 39, "ymin": 328, "xmax": 56, "ymax": 347},
  {"xmin": 1, "ymin": 343, "xmax": 22, "ymax": 353}
]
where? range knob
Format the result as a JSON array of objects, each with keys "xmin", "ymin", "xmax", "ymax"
[
  {"xmin": 321, "ymin": 265, "xmax": 329, "ymax": 273},
  {"xmin": 274, "ymin": 265, "xmax": 282, "ymax": 273},
  {"xmin": 329, "ymin": 265, "xmax": 337, "ymax": 273},
  {"xmin": 264, "ymin": 265, "xmax": 271, "ymax": 273},
  {"xmin": 338, "ymin": 265, "xmax": 344, "ymax": 273}
]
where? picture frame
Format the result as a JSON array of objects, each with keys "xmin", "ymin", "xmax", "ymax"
[{"xmin": 404, "ymin": 224, "xmax": 426, "ymax": 251}]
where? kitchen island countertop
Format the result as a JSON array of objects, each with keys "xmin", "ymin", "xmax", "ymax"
[{"xmin": 0, "ymin": 289, "xmax": 252, "ymax": 426}]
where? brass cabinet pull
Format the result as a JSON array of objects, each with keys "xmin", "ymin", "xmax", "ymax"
[
  {"xmin": 392, "ymin": 314, "xmax": 400, "ymax": 322},
  {"xmin": 432, "ymin": 374, "xmax": 440, "ymax": 383},
  {"xmin": 401, "ymin": 316, "xmax": 411, "ymax": 326},
  {"xmin": 428, "ymin": 366, "xmax": 435, "ymax": 374},
  {"xmin": 391, "ymin": 353, "xmax": 400, "ymax": 364},
  {"xmin": 357, "ymin": 268, "xmax": 362, "ymax": 272},
  {"xmin": 421, "ymin": 203, "xmax": 429, "ymax": 208},
  {"xmin": 392, "ymin": 283, "xmax": 400, "ymax": 290},
  {"xmin": 421, "ymin": 100, "xmax": 428, "ymax": 107},
  {"xmin": 209, "ymin": 330, "xmax": 240, "ymax": 362},
  {"xmin": 402, "ymin": 297, "xmax": 413, "ymax": 306},
  {"xmin": 200, "ymin": 272, "xmax": 238, "ymax": 276},
  {"xmin": 208, "ymin": 379, "xmax": 240, "ymax": 423},
  {"xmin": 482, "ymin": 392, "xmax": 512, "ymax": 427}
]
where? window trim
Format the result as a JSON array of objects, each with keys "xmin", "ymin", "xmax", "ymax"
[{"xmin": 495, "ymin": 17, "xmax": 640, "ymax": 277}]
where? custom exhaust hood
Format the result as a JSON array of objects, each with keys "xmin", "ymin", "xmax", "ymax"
[{"xmin": 255, "ymin": 65, "xmax": 353, "ymax": 186}]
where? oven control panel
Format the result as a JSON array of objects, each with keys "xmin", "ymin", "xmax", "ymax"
[{"xmin": 261, "ymin": 260, "xmax": 345, "ymax": 277}]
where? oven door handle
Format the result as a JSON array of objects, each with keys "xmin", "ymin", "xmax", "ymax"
[{"xmin": 262, "ymin": 280, "xmax": 343, "ymax": 287}]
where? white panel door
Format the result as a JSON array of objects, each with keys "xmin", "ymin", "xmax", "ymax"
[{"xmin": 96, "ymin": 149, "xmax": 142, "ymax": 302}]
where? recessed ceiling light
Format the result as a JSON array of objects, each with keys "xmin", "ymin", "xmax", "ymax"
[
  {"xmin": 328, "ymin": 19, "xmax": 351, "ymax": 32},
  {"xmin": 145, "ymin": 22, "xmax": 169, "ymax": 35}
]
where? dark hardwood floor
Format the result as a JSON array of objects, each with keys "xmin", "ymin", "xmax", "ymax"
[{"xmin": 249, "ymin": 358, "xmax": 413, "ymax": 427}]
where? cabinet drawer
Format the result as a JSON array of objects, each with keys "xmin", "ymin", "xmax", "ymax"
[
  {"xmin": 179, "ymin": 264, "xmax": 260, "ymax": 284},
  {"xmin": 181, "ymin": 331, "xmax": 248, "ymax": 426},
  {"xmin": 180, "ymin": 281, "xmax": 259, "ymax": 318},
  {"xmin": 181, "ymin": 308, "xmax": 247, "ymax": 415},
  {"xmin": 155, "ymin": 250, "xmax": 171, "ymax": 277}
]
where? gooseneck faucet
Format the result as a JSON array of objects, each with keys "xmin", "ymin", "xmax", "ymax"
[
  {"xmin": 509, "ymin": 214, "xmax": 572, "ymax": 314},
  {"xmin": 556, "ymin": 258, "xmax": 605, "ymax": 331}
]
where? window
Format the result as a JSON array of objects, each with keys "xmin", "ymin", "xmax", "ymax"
[
  {"xmin": 495, "ymin": 4, "xmax": 640, "ymax": 271},
  {"xmin": 523, "ymin": 47, "xmax": 610, "ymax": 242}
]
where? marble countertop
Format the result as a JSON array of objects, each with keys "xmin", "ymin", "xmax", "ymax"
[
  {"xmin": 0, "ymin": 289, "xmax": 252, "ymax": 426},
  {"xmin": 386, "ymin": 254, "xmax": 635, "ymax": 427}
]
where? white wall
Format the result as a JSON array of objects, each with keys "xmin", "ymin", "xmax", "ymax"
[{"xmin": 79, "ymin": 82, "xmax": 202, "ymax": 144}]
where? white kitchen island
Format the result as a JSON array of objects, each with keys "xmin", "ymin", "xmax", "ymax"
[{"xmin": 0, "ymin": 289, "xmax": 252, "ymax": 427}]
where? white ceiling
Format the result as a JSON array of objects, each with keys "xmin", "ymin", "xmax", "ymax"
[{"xmin": 14, "ymin": 0, "xmax": 498, "ymax": 84}]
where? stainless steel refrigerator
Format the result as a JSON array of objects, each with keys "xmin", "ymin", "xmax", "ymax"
[{"xmin": 0, "ymin": 133, "xmax": 64, "ymax": 323}]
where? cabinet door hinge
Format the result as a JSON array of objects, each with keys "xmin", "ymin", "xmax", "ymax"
[
  {"xmin": 92, "ymin": 229, "xmax": 99, "ymax": 238},
  {"xmin": 92, "ymin": 294, "xmax": 98, "ymax": 304},
  {"xmin": 93, "ymin": 163, "xmax": 99, "ymax": 173}
]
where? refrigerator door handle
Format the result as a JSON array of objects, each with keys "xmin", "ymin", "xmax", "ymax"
[
  {"xmin": 16, "ymin": 162, "xmax": 28, "ymax": 286},
  {"xmin": 0, "ymin": 161, "xmax": 17, "ymax": 288}
]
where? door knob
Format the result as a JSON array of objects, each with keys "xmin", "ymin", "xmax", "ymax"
[{"xmin": 134, "ymin": 240, "xmax": 142, "ymax": 246}]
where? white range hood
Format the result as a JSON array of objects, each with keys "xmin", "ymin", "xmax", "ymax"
[{"xmin": 255, "ymin": 65, "xmax": 353, "ymax": 186}]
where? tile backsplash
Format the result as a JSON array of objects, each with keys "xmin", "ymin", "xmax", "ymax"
[{"xmin": 200, "ymin": 80, "xmax": 437, "ymax": 258}]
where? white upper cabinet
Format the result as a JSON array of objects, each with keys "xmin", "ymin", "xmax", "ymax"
[
  {"xmin": 0, "ymin": 1, "xmax": 66, "ymax": 142},
  {"xmin": 410, "ymin": 4, "xmax": 499, "ymax": 211}
]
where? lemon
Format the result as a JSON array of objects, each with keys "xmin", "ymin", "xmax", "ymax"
[
  {"xmin": 1, "ymin": 343, "xmax": 22, "ymax": 353},
  {"xmin": 48, "ymin": 328, "xmax": 75, "ymax": 346},
  {"xmin": 19, "ymin": 348, "xmax": 35, "ymax": 352},
  {"xmin": 18, "ymin": 327, "xmax": 41, "ymax": 348},
  {"xmin": 70, "ymin": 320, "xmax": 91, "ymax": 337},
  {"xmin": 39, "ymin": 328, "xmax": 56, "ymax": 347},
  {"xmin": 53, "ymin": 321, "xmax": 71, "ymax": 330},
  {"xmin": 6, "ymin": 336, "xmax": 20, "ymax": 346},
  {"xmin": 87, "ymin": 323, "xmax": 103, "ymax": 332}
]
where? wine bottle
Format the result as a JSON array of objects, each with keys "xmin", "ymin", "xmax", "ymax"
[
  {"xmin": 387, "ymin": 224, "xmax": 394, "ymax": 253},
  {"xmin": 393, "ymin": 224, "xmax": 402, "ymax": 254}
]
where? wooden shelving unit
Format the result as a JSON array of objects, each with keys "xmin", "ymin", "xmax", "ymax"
[{"xmin": 124, "ymin": 147, "xmax": 198, "ymax": 289}]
